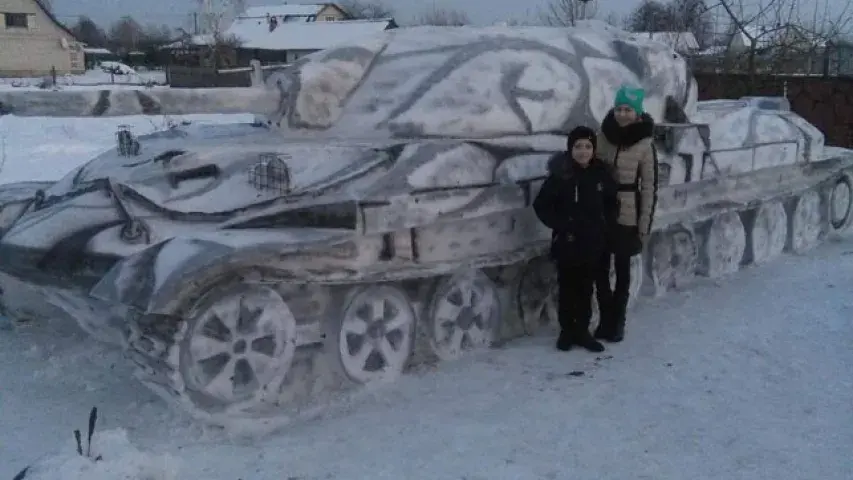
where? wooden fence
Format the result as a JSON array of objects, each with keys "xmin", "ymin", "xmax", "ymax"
[{"xmin": 166, "ymin": 61, "xmax": 289, "ymax": 88}]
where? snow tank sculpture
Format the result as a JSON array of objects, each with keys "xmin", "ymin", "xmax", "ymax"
[{"xmin": 0, "ymin": 23, "xmax": 852, "ymax": 424}]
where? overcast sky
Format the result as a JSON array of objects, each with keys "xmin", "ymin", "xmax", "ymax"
[{"xmin": 51, "ymin": 0, "xmax": 845, "ymax": 34}]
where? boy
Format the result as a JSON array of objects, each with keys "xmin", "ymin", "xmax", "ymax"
[{"xmin": 533, "ymin": 126, "xmax": 618, "ymax": 352}]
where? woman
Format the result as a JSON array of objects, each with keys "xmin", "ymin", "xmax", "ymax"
[
  {"xmin": 533, "ymin": 126, "xmax": 618, "ymax": 352},
  {"xmin": 594, "ymin": 85, "xmax": 659, "ymax": 343}
]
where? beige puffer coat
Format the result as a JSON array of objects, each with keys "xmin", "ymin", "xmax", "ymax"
[{"xmin": 597, "ymin": 110, "xmax": 659, "ymax": 237}]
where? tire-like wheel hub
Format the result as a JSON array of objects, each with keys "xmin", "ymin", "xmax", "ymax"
[
  {"xmin": 791, "ymin": 190, "xmax": 822, "ymax": 253},
  {"xmin": 429, "ymin": 270, "xmax": 500, "ymax": 360},
  {"xmin": 183, "ymin": 285, "xmax": 296, "ymax": 405},
  {"xmin": 830, "ymin": 178, "xmax": 852, "ymax": 230},
  {"xmin": 517, "ymin": 258, "xmax": 558, "ymax": 336},
  {"xmin": 338, "ymin": 286, "xmax": 416, "ymax": 384}
]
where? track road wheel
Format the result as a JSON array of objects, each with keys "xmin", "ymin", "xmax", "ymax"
[
  {"xmin": 699, "ymin": 211, "xmax": 746, "ymax": 278},
  {"xmin": 427, "ymin": 270, "xmax": 501, "ymax": 361},
  {"xmin": 789, "ymin": 190, "xmax": 822, "ymax": 254},
  {"xmin": 749, "ymin": 201, "xmax": 787, "ymax": 265},
  {"xmin": 516, "ymin": 257, "xmax": 558, "ymax": 336},
  {"xmin": 178, "ymin": 284, "xmax": 298, "ymax": 415},
  {"xmin": 334, "ymin": 285, "xmax": 417, "ymax": 384},
  {"xmin": 829, "ymin": 174, "xmax": 852, "ymax": 232}
]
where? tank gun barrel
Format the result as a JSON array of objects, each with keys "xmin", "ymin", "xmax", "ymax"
[{"xmin": 0, "ymin": 87, "xmax": 282, "ymax": 118}]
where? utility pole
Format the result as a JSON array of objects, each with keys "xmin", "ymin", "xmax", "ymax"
[{"xmin": 193, "ymin": 12, "xmax": 199, "ymax": 34}]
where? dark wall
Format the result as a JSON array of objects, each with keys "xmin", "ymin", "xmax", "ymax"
[{"xmin": 166, "ymin": 66, "xmax": 251, "ymax": 88}]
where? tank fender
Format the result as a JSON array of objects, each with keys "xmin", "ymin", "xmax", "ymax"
[{"xmin": 89, "ymin": 231, "xmax": 349, "ymax": 315}]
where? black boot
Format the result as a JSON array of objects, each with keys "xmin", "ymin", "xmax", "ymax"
[
  {"xmin": 556, "ymin": 329, "xmax": 573, "ymax": 351},
  {"xmin": 593, "ymin": 303, "xmax": 614, "ymax": 340},
  {"xmin": 609, "ymin": 311, "xmax": 625, "ymax": 343},
  {"xmin": 574, "ymin": 317, "xmax": 605, "ymax": 352},
  {"xmin": 575, "ymin": 328, "xmax": 605, "ymax": 352},
  {"xmin": 604, "ymin": 301, "xmax": 626, "ymax": 343}
]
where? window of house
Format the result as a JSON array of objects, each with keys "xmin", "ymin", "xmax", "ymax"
[
  {"xmin": 324, "ymin": 15, "xmax": 336, "ymax": 21},
  {"xmin": 4, "ymin": 13, "xmax": 29, "ymax": 28}
]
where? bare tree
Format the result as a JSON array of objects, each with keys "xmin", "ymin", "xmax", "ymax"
[
  {"xmin": 627, "ymin": 0, "xmax": 673, "ymax": 31},
  {"xmin": 339, "ymin": 0, "xmax": 394, "ymax": 19},
  {"xmin": 193, "ymin": 0, "xmax": 246, "ymax": 67},
  {"xmin": 142, "ymin": 24, "xmax": 173, "ymax": 47},
  {"xmin": 108, "ymin": 16, "xmax": 146, "ymax": 53},
  {"xmin": 627, "ymin": 0, "xmax": 714, "ymax": 48},
  {"xmin": 415, "ymin": 6, "xmax": 471, "ymax": 26},
  {"xmin": 669, "ymin": 0, "xmax": 714, "ymax": 48},
  {"xmin": 716, "ymin": 0, "xmax": 852, "ymax": 80},
  {"xmin": 71, "ymin": 16, "xmax": 108, "ymax": 48},
  {"xmin": 541, "ymin": 0, "xmax": 599, "ymax": 27},
  {"xmin": 603, "ymin": 11, "xmax": 624, "ymax": 28}
]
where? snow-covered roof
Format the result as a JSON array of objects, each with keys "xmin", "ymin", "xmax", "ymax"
[
  {"xmin": 83, "ymin": 47, "xmax": 113, "ymax": 55},
  {"xmin": 632, "ymin": 31, "xmax": 700, "ymax": 51},
  {"xmin": 226, "ymin": 18, "xmax": 394, "ymax": 50},
  {"xmin": 241, "ymin": 3, "xmax": 328, "ymax": 18}
]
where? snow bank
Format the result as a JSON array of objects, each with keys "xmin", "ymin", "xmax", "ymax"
[
  {"xmin": 0, "ymin": 113, "xmax": 254, "ymax": 184},
  {"xmin": 18, "ymin": 428, "xmax": 180, "ymax": 480},
  {"xmin": 0, "ymin": 66, "xmax": 166, "ymax": 91}
]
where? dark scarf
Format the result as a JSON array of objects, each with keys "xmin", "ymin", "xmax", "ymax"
[{"xmin": 600, "ymin": 109, "xmax": 655, "ymax": 147}]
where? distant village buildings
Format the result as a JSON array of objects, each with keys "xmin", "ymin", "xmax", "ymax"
[{"xmin": 162, "ymin": 2, "xmax": 397, "ymax": 67}]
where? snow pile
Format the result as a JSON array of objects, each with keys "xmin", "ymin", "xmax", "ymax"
[
  {"xmin": 0, "ymin": 67, "xmax": 166, "ymax": 90},
  {"xmin": 19, "ymin": 428, "xmax": 180, "ymax": 480},
  {"xmin": 12, "ymin": 407, "xmax": 180, "ymax": 480},
  {"xmin": 98, "ymin": 61, "xmax": 137, "ymax": 76}
]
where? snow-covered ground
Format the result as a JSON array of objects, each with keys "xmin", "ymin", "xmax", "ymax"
[
  {"xmin": 2, "ymin": 237, "xmax": 851, "ymax": 479},
  {"xmin": 0, "ymin": 105, "xmax": 851, "ymax": 479}
]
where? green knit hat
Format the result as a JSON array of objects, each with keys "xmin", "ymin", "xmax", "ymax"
[{"xmin": 614, "ymin": 84, "xmax": 645, "ymax": 115}]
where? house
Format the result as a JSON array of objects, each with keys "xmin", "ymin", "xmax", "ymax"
[
  {"xmin": 725, "ymin": 23, "xmax": 831, "ymax": 73},
  {"xmin": 227, "ymin": 16, "xmax": 397, "ymax": 64},
  {"xmin": 0, "ymin": 0, "xmax": 84, "ymax": 77},
  {"xmin": 727, "ymin": 24, "xmax": 819, "ymax": 54},
  {"xmin": 632, "ymin": 31, "xmax": 700, "ymax": 53},
  {"xmin": 241, "ymin": 2, "xmax": 351, "ymax": 23},
  {"xmin": 163, "ymin": 7, "xmax": 397, "ymax": 67},
  {"xmin": 822, "ymin": 39, "xmax": 853, "ymax": 76}
]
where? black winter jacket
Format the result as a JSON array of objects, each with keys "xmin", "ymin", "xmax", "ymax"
[{"xmin": 533, "ymin": 153, "xmax": 618, "ymax": 265}]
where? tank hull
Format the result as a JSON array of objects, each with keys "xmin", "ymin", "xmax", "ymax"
[{"xmin": 1, "ymin": 150, "xmax": 851, "ymax": 424}]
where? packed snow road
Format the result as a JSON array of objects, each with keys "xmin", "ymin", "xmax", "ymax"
[{"xmin": 1, "ymin": 236, "xmax": 851, "ymax": 480}]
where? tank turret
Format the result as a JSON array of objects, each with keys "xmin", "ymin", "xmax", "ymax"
[{"xmin": 1, "ymin": 23, "xmax": 699, "ymax": 139}]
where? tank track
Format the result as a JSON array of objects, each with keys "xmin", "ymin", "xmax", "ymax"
[
  {"xmin": 124, "ymin": 264, "xmax": 529, "ymax": 425},
  {"xmin": 123, "ymin": 172, "xmax": 853, "ymax": 425}
]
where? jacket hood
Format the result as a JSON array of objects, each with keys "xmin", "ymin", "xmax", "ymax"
[{"xmin": 600, "ymin": 109, "xmax": 655, "ymax": 148}]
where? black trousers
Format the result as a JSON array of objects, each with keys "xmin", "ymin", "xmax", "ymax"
[
  {"xmin": 556, "ymin": 260, "xmax": 596, "ymax": 332},
  {"xmin": 595, "ymin": 251, "xmax": 632, "ymax": 322}
]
